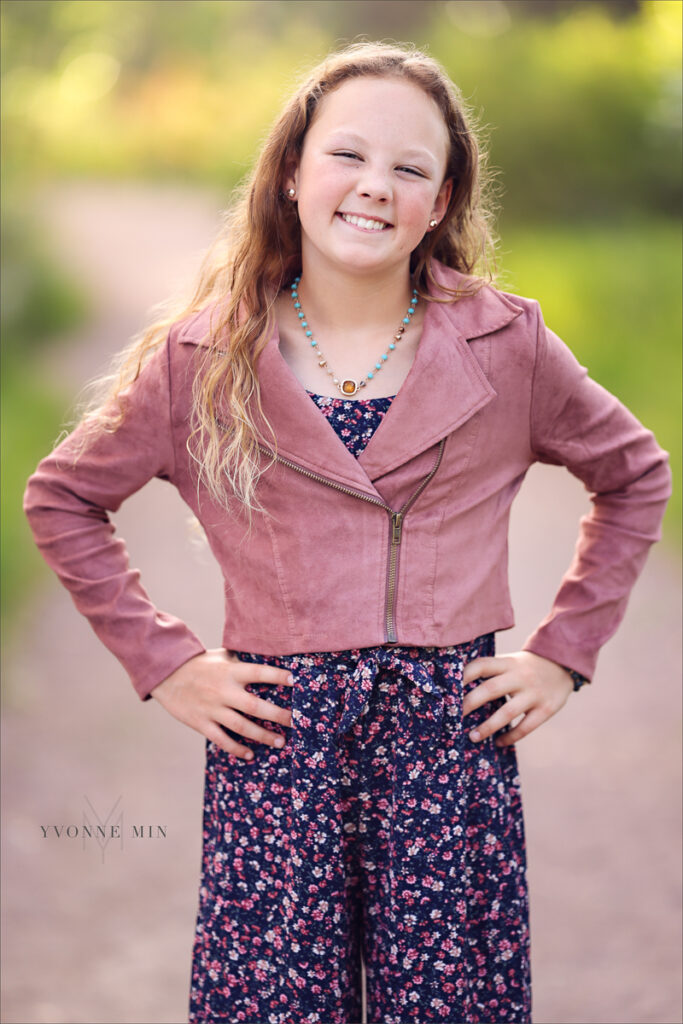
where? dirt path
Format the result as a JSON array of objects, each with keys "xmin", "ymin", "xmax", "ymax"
[{"xmin": 2, "ymin": 182, "xmax": 681, "ymax": 1024}]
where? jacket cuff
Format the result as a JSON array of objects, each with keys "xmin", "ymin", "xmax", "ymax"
[
  {"xmin": 133, "ymin": 636, "xmax": 208, "ymax": 701},
  {"xmin": 521, "ymin": 632, "xmax": 596, "ymax": 684}
]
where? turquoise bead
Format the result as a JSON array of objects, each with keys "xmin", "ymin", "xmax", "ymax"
[{"xmin": 289, "ymin": 277, "xmax": 418, "ymax": 383}]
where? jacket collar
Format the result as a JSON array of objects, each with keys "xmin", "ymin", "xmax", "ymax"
[{"xmin": 178, "ymin": 262, "xmax": 523, "ymax": 492}]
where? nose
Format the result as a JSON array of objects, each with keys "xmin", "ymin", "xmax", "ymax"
[{"xmin": 355, "ymin": 165, "xmax": 392, "ymax": 203}]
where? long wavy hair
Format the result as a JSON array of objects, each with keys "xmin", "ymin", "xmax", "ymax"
[{"xmin": 77, "ymin": 41, "xmax": 498, "ymax": 516}]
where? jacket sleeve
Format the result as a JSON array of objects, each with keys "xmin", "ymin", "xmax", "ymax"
[
  {"xmin": 23, "ymin": 332, "xmax": 207, "ymax": 701},
  {"xmin": 522, "ymin": 305, "xmax": 672, "ymax": 681}
]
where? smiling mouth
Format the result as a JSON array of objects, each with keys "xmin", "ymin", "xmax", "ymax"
[{"xmin": 337, "ymin": 212, "xmax": 392, "ymax": 232}]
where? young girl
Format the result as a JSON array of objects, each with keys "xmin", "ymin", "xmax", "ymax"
[{"xmin": 24, "ymin": 41, "xmax": 671, "ymax": 1024}]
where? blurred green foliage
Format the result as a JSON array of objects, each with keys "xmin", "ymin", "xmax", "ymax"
[
  {"xmin": 1, "ymin": 364, "xmax": 72, "ymax": 636},
  {"xmin": 432, "ymin": 0, "xmax": 682, "ymax": 219},
  {"xmin": 1, "ymin": 202, "xmax": 89, "ymax": 632},
  {"xmin": 1, "ymin": 0, "xmax": 680, "ymax": 219},
  {"xmin": 1, "ymin": 201, "xmax": 89, "ymax": 355},
  {"xmin": 501, "ymin": 217, "xmax": 682, "ymax": 539}
]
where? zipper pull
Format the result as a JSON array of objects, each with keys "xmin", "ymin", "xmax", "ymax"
[{"xmin": 392, "ymin": 511, "xmax": 403, "ymax": 545}]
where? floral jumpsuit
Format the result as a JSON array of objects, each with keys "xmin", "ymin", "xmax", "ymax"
[{"xmin": 188, "ymin": 393, "xmax": 532, "ymax": 1024}]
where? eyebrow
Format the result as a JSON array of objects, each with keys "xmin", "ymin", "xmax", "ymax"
[{"xmin": 325, "ymin": 131, "xmax": 438, "ymax": 166}]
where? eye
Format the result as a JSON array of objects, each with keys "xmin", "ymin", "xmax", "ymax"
[
  {"xmin": 333, "ymin": 150, "xmax": 362, "ymax": 160},
  {"xmin": 397, "ymin": 166, "xmax": 426, "ymax": 178}
]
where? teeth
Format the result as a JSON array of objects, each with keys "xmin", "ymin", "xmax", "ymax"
[{"xmin": 340, "ymin": 214, "xmax": 388, "ymax": 231}]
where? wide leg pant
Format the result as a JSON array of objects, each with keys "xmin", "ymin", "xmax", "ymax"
[{"xmin": 188, "ymin": 635, "xmax": 531, "ymax": 1023}]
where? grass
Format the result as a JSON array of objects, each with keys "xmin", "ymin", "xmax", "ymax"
[{"xmin": 498, "ymin": 217, "xmax": 682, "ymax": 546}]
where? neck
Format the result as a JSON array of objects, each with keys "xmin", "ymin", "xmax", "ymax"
[{"xmin": 296, "ymin": 260, "xmax": 414, "ymax": 333}]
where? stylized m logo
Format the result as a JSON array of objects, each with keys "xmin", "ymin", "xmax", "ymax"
[{"xmin": 83, "ymin": 795, "xmax": 123, "ymax": 862}]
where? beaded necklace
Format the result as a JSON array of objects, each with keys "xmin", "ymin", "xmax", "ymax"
[{"xmin": 290, "ymin": 276, "xmax": 418, "ymax": 397}]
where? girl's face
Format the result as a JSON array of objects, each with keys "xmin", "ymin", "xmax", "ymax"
[{"xmin": 287, "ymin": 76, "xmax": 453, "ymax": 281}]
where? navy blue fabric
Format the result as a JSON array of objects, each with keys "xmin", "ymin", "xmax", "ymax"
[{"xmin": 306, "ymin": 390, "xmax": 395, "ymax": 457}]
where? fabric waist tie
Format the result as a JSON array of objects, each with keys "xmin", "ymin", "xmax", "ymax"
[{"xmin": 335, "ymin": 646, "xmax": 448, "ymax": 739}]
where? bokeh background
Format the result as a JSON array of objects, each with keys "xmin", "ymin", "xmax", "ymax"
[{"xmin": 1, "ymin": 3, "xmax": 681, "ymax": 1024}]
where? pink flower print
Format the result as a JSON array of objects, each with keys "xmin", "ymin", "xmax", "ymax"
[
  {"xmin": 190, "ymin": 633, "xmax": 530, "ymax": 1024},
  {"xmin": 484, "ymin": 833, "xmax": 498, "ymax": 855}
]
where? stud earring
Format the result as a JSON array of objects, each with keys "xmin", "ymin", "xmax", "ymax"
[
  {"xmin": 429, "ymin": 219, "xmax": 438, "ymax": 229},
  {"xmin": 287, "ymin": 188, "xmax": 296, "ymax": 198}
]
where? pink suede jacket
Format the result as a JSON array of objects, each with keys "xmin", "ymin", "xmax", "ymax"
[{"xmin": 24, "ymin": 264, "xmax": 672, "ymax": 701}]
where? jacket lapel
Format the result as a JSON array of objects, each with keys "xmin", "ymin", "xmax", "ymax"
[
  {"xmin": 358, "ymin": 271, "xmax": 524, "ymax": 481},
  {"xmin": 178, "ymin": 305, "xmax": 381, "ymax": 494},
  {"xmin": 178, "ymin": 264, "xmax": 524, "ymax": 491},
  {"xmin": 255, "ymin": 324, "xmax": 382, "ymax": 494}
]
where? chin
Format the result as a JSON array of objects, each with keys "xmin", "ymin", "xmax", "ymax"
[{"xmin": 331, "ymin": 248, "xmax": 400, "ymax": 275}]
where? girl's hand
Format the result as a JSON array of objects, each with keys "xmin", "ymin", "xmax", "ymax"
[
  {"xmin": 462, "ymin": 651, "xmax": 574, "ymax": 747},
  {"xmin": 149, "ymin": 648, "xmax": 294, "ymax": 761}
]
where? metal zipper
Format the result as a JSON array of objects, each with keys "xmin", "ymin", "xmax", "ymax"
[
  {"xmin": 383, "ymin": 438, "xmax": 445, "ymax": 641},
  {"xmin": 257, "ymin": 438, "xmax": 446, "ymax": 643}
]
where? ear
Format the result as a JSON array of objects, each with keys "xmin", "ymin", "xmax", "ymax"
[
  {"xmin": 432, "ymin": 177, "xmax": 453, "ymax": 222},
  {"xmin": 283, "ymin": 156, "xmax": 300, "ymax": 197}
]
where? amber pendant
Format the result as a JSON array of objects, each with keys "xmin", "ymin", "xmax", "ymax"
[{"xmin": 341, "ymin": 379, "xmax": 359, "ymax": 396}]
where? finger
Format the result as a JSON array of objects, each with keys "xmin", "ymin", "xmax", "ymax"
[
  {"xmin": 219, "ymin": 708, "xmax": 288, "ymax": 750},
  {"xmin": 231, "ymin": 662, "xmax": 295, "ymax": 688},
  {"xmin": 462, "ymin": 656, "xmax": 509, "ymax": 686},
  {"xmin": 495, "ymin": 708, "xmax": 547, "ymax": 747},
  {"xmin": 235, "ymin": 690, "xmax": 293, "ymax": 730},
  {"xmin": 204, "ymin": 723, "xmax": 256, "ymax": 762},
  {"xmin": 462, "ymin": 673, "xmax": 515, "ymax": 716},
  {"xmin": 467, "ymin": 695, "xmax": 530, "ymax": 744}
]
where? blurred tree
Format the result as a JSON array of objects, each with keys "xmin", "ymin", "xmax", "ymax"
[
  {"xmin": 515, "ymin": 0, "xmax": 641, "ymax": 17},
  {"xmin": 240, "ymin": 0, "xmax": 440, "ymax": 38}
]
